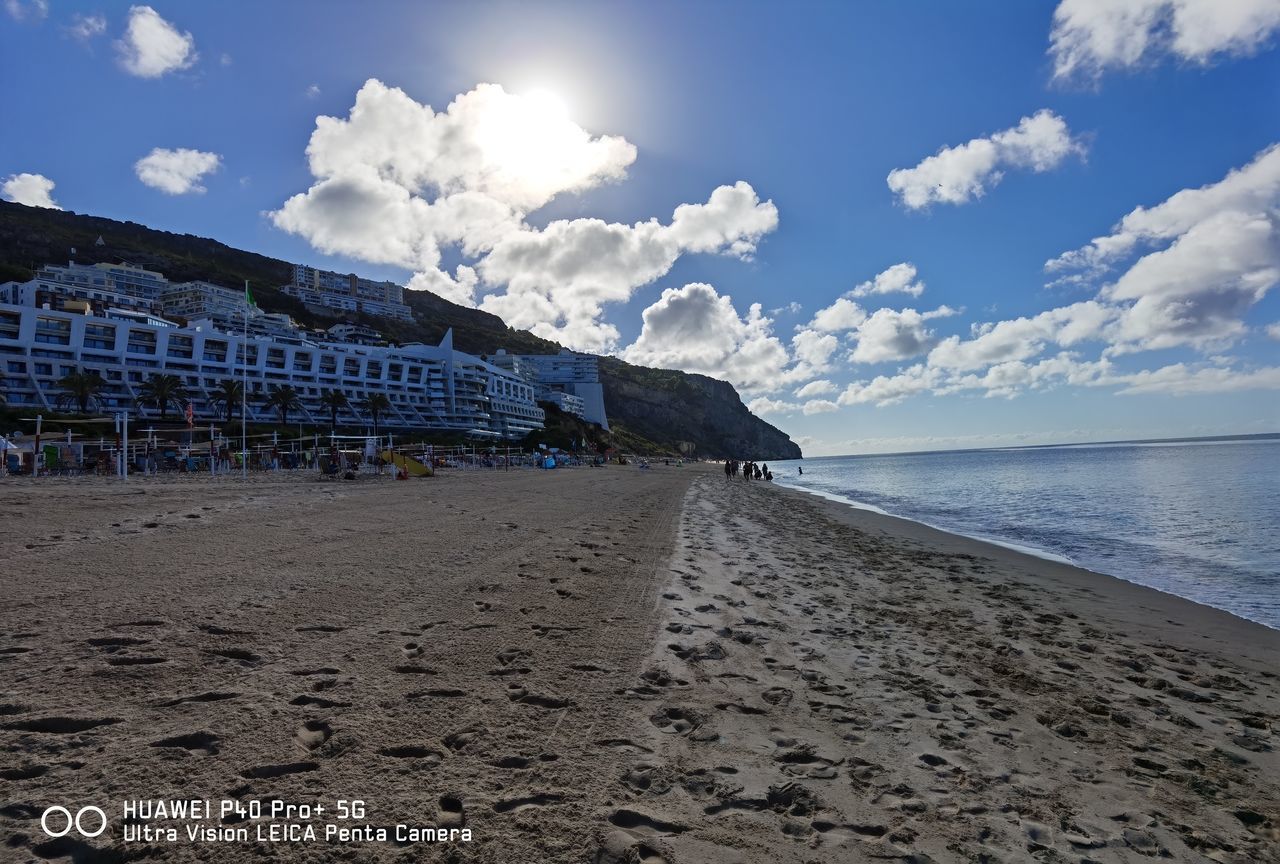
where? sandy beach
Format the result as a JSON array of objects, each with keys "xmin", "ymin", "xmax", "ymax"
[{"xmin": 1, "ymin": 464, "xmax": 1277, "ymax": 863}]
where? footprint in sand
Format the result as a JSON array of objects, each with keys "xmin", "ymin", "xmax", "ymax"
[
  {"xmin": 492, "ymin": 793, "xmax": 563, "ymax": 814},
  {"xmin": 150, "ymin": 731, "xmax": 219, "ymax": 756},
  {"xmin": 204, "ymin": 648, "xmax": 261, "ymax": 665},
  {"xmin": 649, "ymin": 707, "xmax": 716, "ymax": 741},
  {"xmin": 240, "ymin": 762, "xmax": 319, "ymax": 779},
  {"xmin": 438, "ymin": 795, "xmax": 465, "ymax": 827},
  {"xmin": 443, "ymin": 728, "xmax": 484, "ymax": 752},
  {"xmin": 377, "ymin": 745, "xmax": 443, "ymax": 764},
  {"xmin": 295, "ymin": 720, "xmax": 332, "ymax": 751},
  {"xmin": 594, "ymin": 738, "xmax": 654, "ymax": 755}
]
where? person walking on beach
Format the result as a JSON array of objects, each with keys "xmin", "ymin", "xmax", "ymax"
[{"xmin": 724, "ymin": 459, "xmax": 733, "ymax": 479}]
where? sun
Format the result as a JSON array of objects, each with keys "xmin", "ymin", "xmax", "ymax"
[
  {"xmin": 475, "ymin": 85, "xmax": 586, "ymax": 203},
  {"xmin": 522, "ymin": 88, "xmax": 570, "ymax": 122}
]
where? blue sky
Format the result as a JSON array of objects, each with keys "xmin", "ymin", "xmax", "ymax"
[{"xmin": 3, "ymin": 0, "xmax": 1278, "ymax": 454}]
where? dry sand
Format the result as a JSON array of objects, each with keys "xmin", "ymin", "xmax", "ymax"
[{"xmin": 0, "ymin": 465, "xmax": 1277, "ymax": 863}]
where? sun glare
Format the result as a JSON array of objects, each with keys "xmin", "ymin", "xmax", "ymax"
[
  {"xmin": 523, "ymin": 88, "xmax": 570, "ymax": 121},
  {"xmin": 474, "ymin": 85, "xmax": 587, "ymax": 202}
]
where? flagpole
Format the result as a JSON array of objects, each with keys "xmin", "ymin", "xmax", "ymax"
[{"xmin": 242, "ymin": 280, "xmax": 249, "ymax": 479}]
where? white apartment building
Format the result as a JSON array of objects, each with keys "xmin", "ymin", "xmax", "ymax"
[
  {"xmin": 158, "ymin": 280, "xmax": 254, "ymax": 320},
  {"xmin": 327, "ymin": 323, "xmax": 383, "ymax": 345},
  {"xmin": 37, "ymin": 261, "xmax": 170, "ymax": 300},
  {"xmin": 284, "ymin": 263, "xmax": 414, "ymax": 321},
  {"xmin": 0, "ymin": 302, "xmax": 543, "ymax": 439},
  {"xmin": 489, "ymin": 349, "xmax": 609, "ymax": 430},
  {"xmin": 539, "ymin": 390, "xmax": 587, "ymax": 419}
]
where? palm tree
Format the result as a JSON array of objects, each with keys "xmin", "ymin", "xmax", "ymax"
[
  {"xmin": 262, "ymin": 385, "xmax": 303, "ymax": 425},
  {"xmin": 136, "ymin": 373, "xmax": 188, "ymax": 421},
  {"xmin": 208, "ymin": 378, "xmax": 245, "ymax": 424},
  {"xmin": 318, "ymin": 389, "xmax": 349, "ymax": 433},
  {"xmin": 55, "ymin": 370, "xmax": 108, "ymax": 414},
  {"xmin": 362, "ymin": 392, "xmax": 392, "ymax": 439}
]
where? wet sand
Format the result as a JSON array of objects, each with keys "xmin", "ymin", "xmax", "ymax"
[{"xmin": 1, "ymin": 465, "xmax": 1277, "ymax": 863}]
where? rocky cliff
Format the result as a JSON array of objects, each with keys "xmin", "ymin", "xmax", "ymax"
[
  {"xmin": 598, "ymin": 359, "xmax": 801, "ymax": 460},
  {"xmin": 0, "ymin": 201, "xmax": 802, "ymax": 459}
]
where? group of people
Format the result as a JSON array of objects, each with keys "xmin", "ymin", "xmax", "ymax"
[{"xmin": 724, "ymin": 459, "xmax": 772, "ymax": 482}]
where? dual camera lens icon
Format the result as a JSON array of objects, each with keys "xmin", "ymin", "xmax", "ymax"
[{"xmin": 41, "ymin": 806, "xmax": 108, "ymax": 838}]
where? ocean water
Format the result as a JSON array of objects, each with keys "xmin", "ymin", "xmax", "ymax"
[{"xmin": 771, "ymin": 436, "xmax": 1280, "ymax": 630}]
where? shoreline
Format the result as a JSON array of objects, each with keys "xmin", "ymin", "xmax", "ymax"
[
  {"xmin": 769, "ymin": 478, "xmax": 1280, "ymax": 662},
  {"xmin": 612, "ymin": 469, "xmax": 1280, "ymax": 862},
  {"xmin": 773, "ymin": 473, "xmax": 1279, "ymax": 635}
]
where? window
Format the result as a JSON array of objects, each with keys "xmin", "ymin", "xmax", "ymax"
[
  {"xmin": 167, "ymin": 334, "xmax": 194, "ymax": 359},
  {"xmin": 127, "ymin": 330, "xmax": 157, "ymax": 355},
  {"xmin": 84, "ymin": 323, "xmax": 116, "ymax": 350},
  {"xmin": 34, "ymin": 317, "xmax": 71, "ymax": 345},
  {"xmin": 35, "ymin": 363, "xmax": 53, "ymax": 376},
  {"xmin": 6, "ymin": 361, "xmax": 25, "ymax": 373},
  {"xmin": 203, "ymin": 340, "xmax": 228, "ymax": 363}
]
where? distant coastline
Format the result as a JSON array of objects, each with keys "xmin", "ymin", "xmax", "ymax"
[{"xmin": 796, "ymin": 431, "xmax": 1280, "ymax": 461}]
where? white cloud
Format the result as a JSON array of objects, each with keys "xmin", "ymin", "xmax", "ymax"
[
  {"xmin": 476, "ymin": 181, "xmax": 777, "ymax": 349},
  {"xmin": 887, "ymin": 110, "xmax": 1084, "ymax": 209},
  {"xmin": 1049, "ymin": 144, "xmax": 1280, "ymax": 275},
  {"xmin": 116, "ymin": 5, "xmax": 197, "ymax": 78},
  {"xmin": 802, "ymin": 399, "xmax": 840, "ymax": 415},
  {"xmin": 807, "ymin": 297, "xmax": 867, "ymax": 333},
  {"xmin": 789, "ymin": 328, "xmax": 839, "ymax": 375},
  {"xmin": 306, "ymin": 84, "xmax": 321, "ymax": 99},
  {"xmin": 1113, "ymin": 362, "xmax": 1280, "ymax": 395},
  {"xmin": 1267, "ymin": 322, "xmax": 1280, "ymax": 340},
  {"xmin": 1, "ymin": 172, "xmax": 61, "ymax": 209},
  {"xmin": 621, "ymin": 283, "xmax": 793, "ymax": 392},
  {"xmin": 68, "ymin": 12, "xmax": 106, "ymax": 41},
  {"xmin": 1049, "ymin": 144, "xmax": 1280, "ymax": 354},
  {"xmin": 134, "ymin": 147, "xmax": 221, "ymax": 194},
  {"xmin": 272, "ymin": 80, "xmax": 776, "ymax": 350},
  {"xmin": 794, "ymin": 379, "xmax": 836, "ymax": 398},
  {"xmin": 4, "ymin": 0, "xmax": 47, "ymax": 22},
  {"xmin": 1106, "ymin": 210, "xmax": 1278, "ymax": 352},
  {"xmin": 928, "ymin": 301, "xmax": 1115, "ymax": 371},
  {"xmin": 748, "ymin": 396, "xmax": 800, "ymax": 416},
  {"xmin": 850, "ymin": 262, "xmax": 925, "ymax": 297},
  {"xmin": 941, "ymin": 353, "xmax": 1113, "ymax": 399},
  {"xmin": 1050, "ymin": 0, "xmax": 1280, "ymax": 82},
  {"xmin": 839, "ymin": 364, "xmax": 942, "ymax": 407},
  {"xmin": 298, "ymin": 80, "xmax": 634, "ymax": 214},
  {"xmin": 850, "ymin": 305, "xmax": 958, "ymax": 364},
  {"xmin": 219, "ymin": 52, "xmax": 232, "ymax": 66}
]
